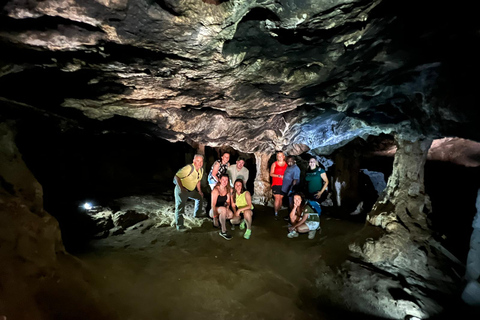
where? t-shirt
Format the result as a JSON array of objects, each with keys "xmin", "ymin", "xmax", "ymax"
[
  {"xmin": 301, "ymin": 204, "xmax": 320, "ymax": 223},
  {"xmin": 227, "ymin": 165, "xmax": 249, "ymax": 187},
  {"xmin": 281, "ymin": 164, "xmax": 301, "ymax": 193},
  {"xmin": 305, "ymin": 167, "xmax": 326, "ymax": 194},
  {"xmin": 176, "ymin": 164, "xmax": 203, "ymax": 191}
]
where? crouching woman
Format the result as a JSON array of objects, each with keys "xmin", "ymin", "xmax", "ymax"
[
  {"xmin": 287, "ymin": 193, "xmax": 320, "ymax": 240},
  {"xmin": 210, "ymin": 174, "xmax": 234, "ymax": 240},
  {"xmin": 231, "ymin": 179, "xmax": 254, "ymax": 240}
]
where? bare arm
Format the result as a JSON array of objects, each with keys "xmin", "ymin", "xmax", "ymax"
[
  {"xmin": 196, "ymin": 180, "xmax": 203, "ymax": 197},
  {"xmin": 211, "ymin": 189, "xmax": 219, "ymax": 217},
  {"xmin": 292, "ymin": 212, "xmax": 309, "ymax": 230},
  {"xmin": 174, "ymin": 175, "xmax": 186, "ymax": 192},
  {"xmin": 211, "ymin": 162, "xmax": 220, "ymax": 182},
  {"xmin": 270, "ymin": 162, "xmax": 283, "ymax": 179},
  {"xmin": 315, "ymin": 172, "xmax": 329, "ymax": 198},
  {"xmin": 225, "ymin": 192, "xmax": 231, "ymax": 208}
]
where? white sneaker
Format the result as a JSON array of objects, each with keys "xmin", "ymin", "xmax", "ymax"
[
  {"xmin": 308, "ymin": 230, "xmax": 316, "ymax": 239},
  {"xmin": 287, "ymin": 231, "xmax": 299, "ymax": 238}
]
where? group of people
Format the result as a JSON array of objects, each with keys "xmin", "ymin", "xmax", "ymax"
[
  {"xmin": 269, "ymin": 151, "xmax": 328, "ymax": 239},
  {"xmin": 173, "ymin": 150, "xmax": 328, "ymax": 241}
]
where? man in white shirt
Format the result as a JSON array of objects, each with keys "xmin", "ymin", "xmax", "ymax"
[{"xmin": 227, "ymin": 157, "xmax": 249, "ymax": 187}]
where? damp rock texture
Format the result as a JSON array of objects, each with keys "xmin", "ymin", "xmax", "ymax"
[
  {"xmin": 0, "ymin": 123, "xmax": 114, "ymax": 320},
  {"xmin": 1, "ymin": 0, "xmax": 480, "ymax": 154},
  {"xmin": 349, "ymin": 137, "xmax": 462, "ymax": 318}
]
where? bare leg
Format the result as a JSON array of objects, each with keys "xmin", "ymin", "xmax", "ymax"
[
  {"xmin": 230, "ymin": 215, "xmax": 241, "ymax": 225},
  {"xmin": 296, "ymin": 224, "xmax": 310, "ymax": 234},
  {"xmin": 274, "ymin": 194, "xmax": 283, "ymax": 214},
  {"xmin": 217, "ymin": 207, "xmax": 228, "ymax": 233},
  {"xmin": 244, "ymin": 210, "xmax": 253, "ymax": 230},
  {"xmin": 209, "ymin": 209, "xmax": 219, "ymax": 227},
  {"xmin": 219, "ymin": 214, "xmax": 227, "ymax": 233}
]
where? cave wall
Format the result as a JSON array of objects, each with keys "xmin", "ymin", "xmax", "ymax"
[{"xmin": 0, "ymin": 122, "xmax": 115, "ymax": 320}]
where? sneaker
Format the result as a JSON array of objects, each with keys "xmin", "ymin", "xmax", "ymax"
[
  {"xmin": 239, "ymin": 220, "xmax": 246, "ymax": 230},
  {"xmin": 176, "ymin": 225, "xmax": 187, "ymax": 231},
  {"xmin": 231, "ymin": 224, "xmax": 235, "ymax": 231},
  {"xmin": 287, "ymin": 231, "xmax": 299, "ymax": 238},
  {"xmin": 308, "ymin": 230, "xmax": 316, "ymax": 239},
  {"xmin": 283, "ymin": 215, "xmax": 290, "ymax": 222},
  {"xmin": 243, "ymin": 229, "xmax": 251, "ymax": 240},
  {"xmin": 219, "ymin": 231, "xmax": 232, "ymax": 240},
  {"xmin": 274, "ymin": 213, "xmax": 279, "ymax": 221}
]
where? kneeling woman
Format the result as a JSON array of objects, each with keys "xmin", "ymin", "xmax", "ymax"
[
  {"xmin": 231, "ymin": 179, "xmax": 254, "ymax": 240},
  {"xmin": 210, "ymin": 174, "xmax": 234, "ymax": 240},
  {"xmin": 287, "ymin": 193, "xmax": 320, "ymax": 240}
]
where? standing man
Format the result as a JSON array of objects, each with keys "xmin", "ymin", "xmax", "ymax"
[
  {"xmin": 174, "ymin": 154, "xmax": 205, "ymax": 230},
  {"xmin": 227, "ymin": 157, "xmax": 249, "ymax": 187},
  {"xmin": 282, "ymin": 156, "xmax": 301, "ymax": 210}
]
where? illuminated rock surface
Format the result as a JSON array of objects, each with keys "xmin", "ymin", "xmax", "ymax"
[{"xmin": 1, "ymin": 0, "xmax": 480, "ymax": 319}]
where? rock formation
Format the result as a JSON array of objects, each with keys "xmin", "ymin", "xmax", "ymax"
[
  {"xmin": 1, "ymin": 0, "xmax": 480, "ymax": 318},
  {"xmin": 0, "ymin": 123, "xmax": 114, "ymax": 320},
  {"xmin": 350, "ymin": 137, "xmax": 462, "ymax": 318}
]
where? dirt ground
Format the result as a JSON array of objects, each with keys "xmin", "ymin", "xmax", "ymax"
[{"xmin": 76, "ymin": 204, "xmax": 382, "ymax": 320}]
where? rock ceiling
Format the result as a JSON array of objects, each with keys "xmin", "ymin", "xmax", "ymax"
[{"xmin": 1, "ymin": 0, "xmax": 479, "ymax": 154}]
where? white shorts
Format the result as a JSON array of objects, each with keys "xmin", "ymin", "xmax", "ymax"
[{"xmin": 305, "ymin": 221, "xmax": 320, "ymax": 231}]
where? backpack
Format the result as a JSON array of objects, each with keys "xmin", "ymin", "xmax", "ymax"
[{"xmin": 173, "ymin": 164, "xmax": 195, "ymax": 185}]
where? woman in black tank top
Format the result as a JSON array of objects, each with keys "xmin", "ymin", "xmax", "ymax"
[{"xmin": 209, "ymin": 174, "xmax": 234, "ymax": 240}]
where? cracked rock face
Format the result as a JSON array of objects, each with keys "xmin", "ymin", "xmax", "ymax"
[{"xmin": 1, "ymin": 0, "xmax": 480, "ymax": 154}]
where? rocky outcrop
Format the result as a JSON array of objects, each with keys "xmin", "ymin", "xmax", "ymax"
[
  {"xmin": 1, "ymin": 0, "xmax": 480, "ymax": 155},
  {"xmin": 349, "ymin": 137, "xmax": 462, "ymax": 318},
  {"xmin": 0, "ymin": 122, "xmax": 115, "ymax": 320}
]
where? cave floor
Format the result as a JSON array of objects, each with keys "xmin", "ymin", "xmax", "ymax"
[{"xmin": 76, "ymin": 205, "xmax": 392, "ymax": 320}]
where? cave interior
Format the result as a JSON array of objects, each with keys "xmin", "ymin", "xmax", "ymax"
[{"xmin": 1, "ymin": 0, "xmax": 480, "ymax": 319}]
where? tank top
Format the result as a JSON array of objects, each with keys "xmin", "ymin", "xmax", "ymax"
[
  {"xmin": 235, "ymin": 191, "xmax": 254, "ymax": 209},
  {"xmin": 208, "ymin": 160, "xmax": 229, "ymax": 183},
  {"xmin": 272, "ymin": 161, "xmax": 287, "ymax": 186},
  {"xmin": 215, "ymin": 194, "xmax": 228, "ymax": 207}
]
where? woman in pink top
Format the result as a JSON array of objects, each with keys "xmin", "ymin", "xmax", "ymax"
[{"xmin": 270, "ymin": 151, "xmax": 287, "ymax": 219}]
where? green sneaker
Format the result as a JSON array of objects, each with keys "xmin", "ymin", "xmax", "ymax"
[
  {"xmin": 239, "ymin": 220, "xmax": 246, "ymax": 230},
  {"xmin": 243, "ymin": 229, "xmax": 251, "ymax": 240}
]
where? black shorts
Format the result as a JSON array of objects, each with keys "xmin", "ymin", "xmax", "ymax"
[{"xmin": 272, "ymin": 185, "xmax": 285, "ymax": 196}]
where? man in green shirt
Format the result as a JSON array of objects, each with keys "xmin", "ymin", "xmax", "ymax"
[{"xmin": 174, "ymin": 154, "xmax": 205, "ymax": 230}]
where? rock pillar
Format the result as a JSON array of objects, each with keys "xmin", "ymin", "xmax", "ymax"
[
  {"xmin": 367, "ymin": 137, "xmax": 432, "ymax": 234},
  {"xmin": 252, "ymin": 152, "xmax": 271, "ymax": 205},
  {"xmin": 349, "ymin": 136, "xmax": 459, "ymax": 318}
]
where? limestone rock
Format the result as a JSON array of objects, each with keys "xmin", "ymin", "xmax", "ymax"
[{"xmin": 0, "ymin": 122, "xmax": 115, "ymax": 320}]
